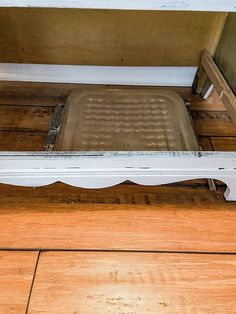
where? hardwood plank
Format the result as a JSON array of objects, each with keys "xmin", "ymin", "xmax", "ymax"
[
  {"xmin": 0, "ymin": 96, "xmax": 62, "ymax": 106},
  {"xmin": 0, "ymin": 182, "xmax": 213, "ymax": 206},
  {"xmin": 198, "ymin": 136, "xmax": 213, "ymax": 150},
  {"xmin": 0, "ymin": 105, "xmax": 53, "ymax": 132},
  {"xmin": 211, "ymin": 137, "xmax": 236, "ymax": 151},
  {"xmin": 0, "ymin": 83, "xmax": 227, "ymax": 112},
  {"xmin": 1, "ymin": 109, "xmax": 234, "ymax": 149},
  {"xmin": 0, "ymin": 83, "xmax": 227, "ymax": 111},
  {"xmin": 191, "ymin": 110, "xmax": 236, "ymax": 136},
  {"xmin": 0, "ymin": 82, "xmax": 193, "ymax": 103},
  {"xmin": 0, "ymin": 251, "xmax": 38, "ymax": 313},
  {"xmin": 0, "ymin": 131, "xmax": 47, "ymax": 151},
  {"xmin": 28, "ymin": 252, "xmax": 236, "ymax": 314},
  {"xmin": 0, "ymin": 183, "xmax": 235, "ymax": 252}
]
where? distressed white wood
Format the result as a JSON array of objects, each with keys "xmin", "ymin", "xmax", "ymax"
[
  {"xmin": 0, "ymin": 0, "xmax": 236, "ymax": 12},
  {"xmin": 0, "ymin": 64, "xmax": 197, "ymax": 87},
  {"xmin": 0, "ymin": 152, "xmax": 235, "ymax": 201}
]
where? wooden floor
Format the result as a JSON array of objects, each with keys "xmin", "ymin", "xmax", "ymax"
[{"xmin": 0, "ymin": 86, "xmax": 236, "ymax": 313}]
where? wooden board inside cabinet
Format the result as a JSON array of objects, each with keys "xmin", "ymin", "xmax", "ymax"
[{"xmin": 0, "ymin": 9, "xmax": 227, "ymax": 66}]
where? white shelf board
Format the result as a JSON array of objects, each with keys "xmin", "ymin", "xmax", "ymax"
[
  {"xmin": 0, "ymin": 63, "xmax": 197, "ymax": 86},
  {"xmin": 0, "ymin": 151, "xmax": 235, "ymax": 201},
  {"xmin": 0, "ymin": 0, "xmax": 236, "ymax": 12}
]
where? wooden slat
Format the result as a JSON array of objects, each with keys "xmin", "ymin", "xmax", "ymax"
[
  {"xmin": 0, "ymin": 82, "xmax": 193, "ymax": 103},
  {"xmin": 198, "ymin": 136, "xmax": 212, "ymax": 150},
  {"xmin": 0, "ymin": 183, "xmax": 235, "ymax": 252},
  {"xmin": 28, "ymin": 251, "xmax": 236, "ymax": 313},
  {"xmin": 0, "ymin": 83, "xmax": 226, "ymax": 112},
  {"xmin": 211, "ymin": 137, "xmax": 236, "ymax": 151},
  {"xmin": 0, "ymin": 104, "xmax": 51, "ymax": 150},
  {"xmin": 190, "ymin": 89, "xmax": 226, "ymax": 111},
  {"xmin": 191, "ymin": 110, "xmax": 236, "ymax": 136},
  {"xmin": 0, "ymin": 103, "xmax": 233, "ymax": 152},
  {"xmin": 0, "ymin": 105, "xmax": 53, "ymax": 132},
  {"xmin": 0, "ymin": 131, "xmax": 47, "ymax": 150},
  {"xmin": 0, "ymin": 96, "xmax": 62, "ymax": 106},
  {"xmin": 0, "ymin": 82, "xmax": 227, "ymax": 111},
  {"xmin": 0, "ymin": 251, "xmax": 38, "ymax": 313},
  {"xmin": 201, "ymin": 50, "xmax": 236, "ymax": 124}
]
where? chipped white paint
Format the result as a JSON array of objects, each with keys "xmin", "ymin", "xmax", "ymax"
[
  {"xmin": 0, "ymin": 0, "xmax": 236, "ymax": 12},
  {"xmin": 0, "ymin": 64, "xmax": 197, "ymax": 87},
  {"xmin": 0, "ymin": 152, "xmax": 235, "ymax": 201}
]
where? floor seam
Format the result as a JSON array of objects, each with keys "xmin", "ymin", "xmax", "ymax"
[
  {"xmin": 25, "ymin": 250, "xmax": 41, "ymax": 314},
  {"xmin": 0, "ymin": 248, "xmax": 235, "ymax": 255}
]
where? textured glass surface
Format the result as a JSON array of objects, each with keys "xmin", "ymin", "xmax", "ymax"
[{"xmin": 56, "ymin": 88, "xmax": 198, "ymax": 151}]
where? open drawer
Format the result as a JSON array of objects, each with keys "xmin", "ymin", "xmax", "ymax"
[{"xmin": 0, "ymin": 4, "xmax": 235, "ymax": 201}]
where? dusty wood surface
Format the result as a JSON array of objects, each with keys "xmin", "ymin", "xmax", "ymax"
[
  {"xmin": 0, "ymin": 90, "xmax": 236, "ymax": 151},
  {"xmin": 2, "ymin": 109, "xmax": 234, "ymax": 141},
  {"xmin": 192, "ymin": 111, "xmax": 236, "ymax": 136},
  {"xmin": 0, "ymin": 105, "xmax": 53, "ymax": 132},
  {"xmin": 0, "ymin": 83, "xmax": 193, "ymax": 104},
  {"xmin": 28, "ymin": 251, "xmax": 236, "ymax": 314},
  {"xmin": 0, "ymin": 251, "xmax": 38, "ymax": 313},
  {"xmin": 0, "ymin": 102, "xmax": 51, "ymax": 150},
  {"xmin": 0, "ymin": 184, "xmax": 236, "ymax": 252},
  {"xmin": 0, "ymin": 10, "xmax": 225, "ymax": 66},
  {"xmin": 189, "ymin": 89, "xmax": 226, "ymax": 111},
  {"xmin": 210, "ymin": 136, "xmax": 236, "ymax": 151},
  {"xmin": 198, "ymin": 136, "xmax": 213, "ymax": 150},
  {"xmin": 0, "ymin": 130, "xmax": 47, "ymax": 150}
]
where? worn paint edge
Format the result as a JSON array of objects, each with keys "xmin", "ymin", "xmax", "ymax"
[
  {"xmin": 0, "ymin": 152, "xmax": 235, "ymax": 200},
  {"xmin": 1, "ymin": 0, "xmax": 236, "ymax": 12}
]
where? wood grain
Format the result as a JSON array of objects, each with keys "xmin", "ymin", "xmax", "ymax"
[
  {"xmin": 0, "ymin": 131, "xmax": 47, "ymax": 150},
  {"xmin": 28, "ymin": 251, "xmax": 236, "ymax": 314},
  {"xmin": 0, "ymin": 105, "xmax": 53, "ymax": 131},
  {"xmin": 190, "ymin": 89, "xmax": 226, "ymax": 111},
  {"xmin": 0, "ymin": 251, "xmax": 38, "ymax": 313},
  {"xmin": 0, "ymin": 183, "xmax": 235, "ymax": 252},
  {"xmin": 201, "ymin": 50, "xmax": 236, "ymax": 124},
  {"xmin": 198, "ymin": 136, "xmax": 213, "ymax": 150},
  {"xmin": 0, "ymin": 9, "xmax": 225, "ymax": 66},
  {"xmin": 192, "ymin": 110, "xmax": 236, "ymax": 136},
  {"xmin": 0, "ymin": 83, "xmax": 193, "ymax": 104},
  {"xmin": 0, "ymin": 182, "xmax": 214, "ymax": 206},
  {"xmin": 210, "ymin": 137, "xmax": 236, "ymax": 151}
]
